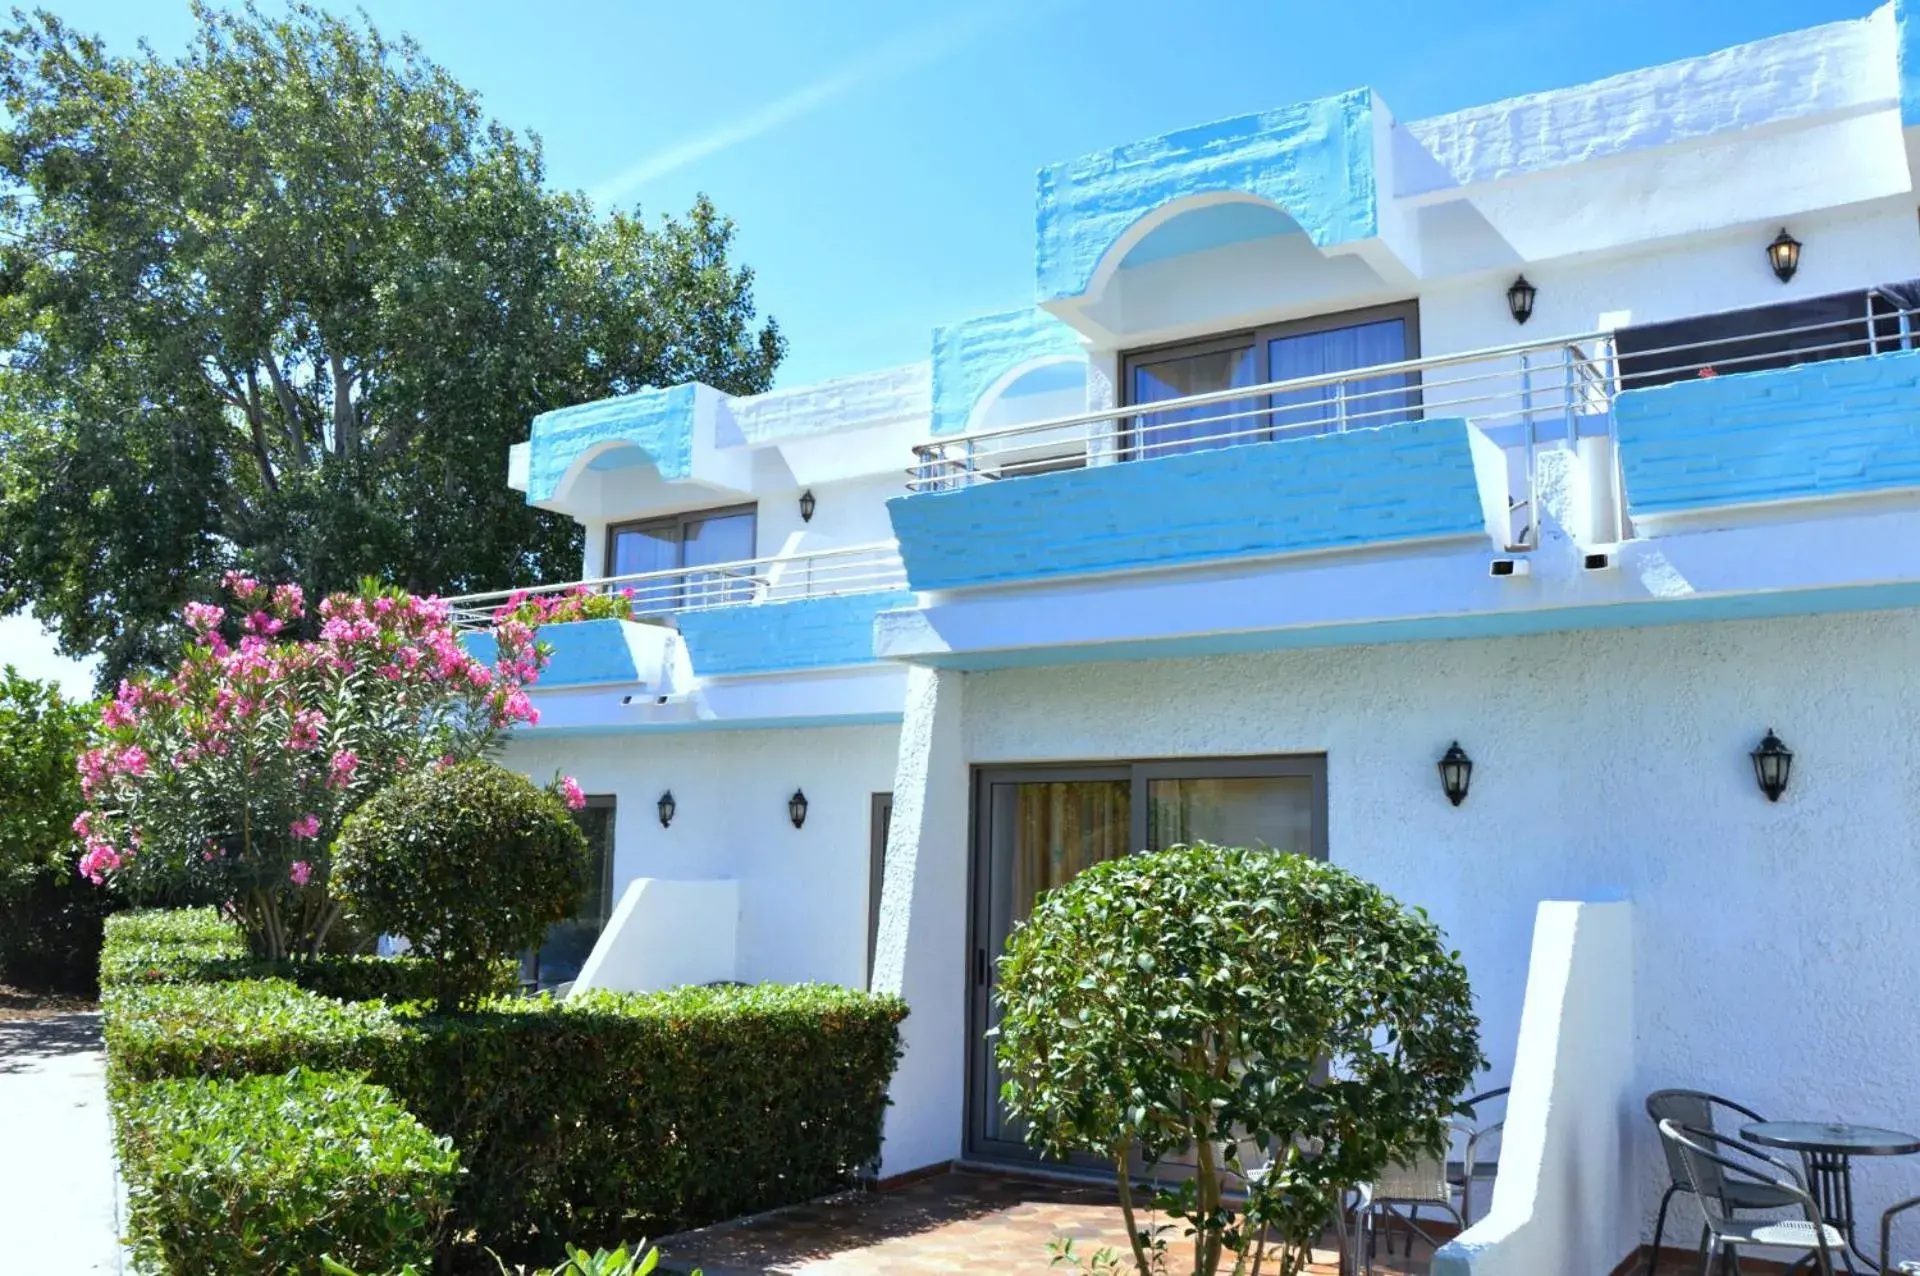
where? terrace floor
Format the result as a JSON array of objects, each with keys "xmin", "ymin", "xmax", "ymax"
[{"xmin": 655, "ymin": 1169, "xmax": 1435, "ymax": 1275}]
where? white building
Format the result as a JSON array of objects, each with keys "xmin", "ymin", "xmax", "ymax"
[{"xmin": 451, "ymin": 5, "xmax": 1920, "ymax": 1270}]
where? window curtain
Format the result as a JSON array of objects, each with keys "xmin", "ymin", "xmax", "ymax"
[
  {"xmin": 1268, "ymin": 318, "xmax": 1410, "ymax": 435},
  {"xmin": 1130, "ymin": 345, "xmax": 1260, "ymax": 457},
  {"xmin": 1010, "ymin": 781, "xmax": 1132, "ymax": 925}
]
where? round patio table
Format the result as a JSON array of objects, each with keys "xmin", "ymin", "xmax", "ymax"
[{"xmin": 1740, "ymin": 1120, "xmax": 1920, "ymax": 1271}]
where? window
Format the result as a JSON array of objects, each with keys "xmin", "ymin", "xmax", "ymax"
[
  {"xmin": 1122, "ymin": 302, "xmax": 1420, "ymax": 457},
  {"xmin": 605, "ymin": 505, "xmax": 757, "ymax": 612},
  {"xmin": 1616, "ymin": 285, "xmax": 1920, "ymax": 390},
  {"xmin": 526, "ymin": 796, "xmax": 616, "ymax": 990}
]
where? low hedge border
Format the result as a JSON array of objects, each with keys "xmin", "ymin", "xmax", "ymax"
[
  {"xmin": 118, "ymin": 1067, "xmax": 458, "ymax": 1274},
  {"xmin": 101, "ymin": 909, "xmax": 512, "ymax": 1003},
  {"xmin": 101, "ymin": 910, "xmax": 909, "ymax": 1272}
]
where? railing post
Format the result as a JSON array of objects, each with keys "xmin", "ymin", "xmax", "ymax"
[{"xmin": 1333, "ymin": 381, "xmax": 1348, "ymax": 434}]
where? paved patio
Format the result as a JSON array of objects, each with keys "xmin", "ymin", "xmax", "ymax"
[
  {"xmin": 656, "ymin": 1169, "xmax": 1435, "ymax": 1275},
  {"xmin": 0, "ymin": 1012, "xmax": 124, "ymax": 1273}
]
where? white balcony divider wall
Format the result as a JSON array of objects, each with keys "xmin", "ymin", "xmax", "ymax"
[{"xmin": 1433, "ymin": 901, "xmax": 1637, "ymax": 1276}]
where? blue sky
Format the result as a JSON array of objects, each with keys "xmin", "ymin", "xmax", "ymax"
[{"xmin": 0, "ymin": 0, "xmax": 1876, "ymax": 690}]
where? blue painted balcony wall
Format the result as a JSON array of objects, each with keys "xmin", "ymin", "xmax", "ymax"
[
  {"xmin": 1615, "ymin": 349, "xmax": 1920, "ymax": 518},
  {"xmin": 931, "ymin": 308, "xmax": 1087, "ymax": 437},
  {"xmin": 1036, "ymin": 88, "xmax": 1380, "ymax": 305},
  {"xmin": 524, "ymin": 382, "xmax": 700, "ymax": 503},
  {"xmin": 677, "ymin": 591, "xmax": 917, "ymax": 676},
  {"xmin": 887, "ymin": 419, "xmax": 1493, "ymax": 592},
  {"xmin": 462, "ymin": 618, "xmax": 661, "ymax": 688}
]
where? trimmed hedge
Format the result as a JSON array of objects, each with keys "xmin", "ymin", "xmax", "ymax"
[
  {"xmin": 104, "ymin": 979, "xmax": 401, "ymax": 1084},
  {"xmin": 99, "ymin": 908, "xmax": 511, "ymax": 1002},
  {"xmin": 101, "ymin": 911, "xmax": 909, "ymax": 1271},
  {"xmin": 118, "ymin": 1068, "xmax": 458, "ymax": 1275}
]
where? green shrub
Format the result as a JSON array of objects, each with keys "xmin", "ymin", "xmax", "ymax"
[
  {"xmin": 119, "ymin": 1068, "xmax": 458, "ymax": 1276},
  {"xmin": 104, "ymin": 906, "xmax": 237, "ymax": 947},
  {"xmin": 997, "ymin": 845, "xmax": 1483, "ymax": 1276},
  {"xmin": 0, "ymin": 859, "xmax": 122, "ymax": 994},
  {"xmin": 333, "ymin": 761, "xmax": 588, "ymax": 1009},
  {"xmin": 100, "ymin": 907, "xmax": 511, "ymax": 1002},
  {"xmin": 99, "ymin": 907, "xmax": 253, "ymax": 988},
  {"xmin": 405, "ymin": 983, "xmax": 906, "ymax": 1262},
  {"xmin": 0, "ymin": 666, "xmax": 112, "ymax": 994},
  {"xmin": 103, "ymin": 978, "xmax": 401, "ymax": 1084},
  {"xmin": 104, "ymin": 958, "xmax": 906, "ymax": 1267}
]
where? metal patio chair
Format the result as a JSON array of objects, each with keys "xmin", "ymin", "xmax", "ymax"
[
  {"xmin": 1450, "ymin": 1085, "xmax": 1508, "ymax": 1226},
  {"xmin": 1352, "ymin": 1122, "xmax": 1474, "ymax": 1275},
  {"xmin": 1880, "ymin": 1195, "xmax": 1920, "ymax": 1273},
  {"xmin": 1657, "ymin": 1119, "xmax": 1849, "ymax": 1276},
  {"xmin": 1645, "ymin": 1089, "xmax": 1803, "ymax": 1276}
]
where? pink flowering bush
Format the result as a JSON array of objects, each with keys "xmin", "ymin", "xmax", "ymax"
[{"xmin": 74, "ymin": 574, "xmax": 546, "ymax": 959}]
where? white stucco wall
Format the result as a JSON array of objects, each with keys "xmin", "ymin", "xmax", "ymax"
[
  {"xmin": 944, "ymin": 607, "xmax": 1920, "ymax": 1244},
  {"xmin": 573, "ymin": 878, "xmax": 740, "ymax": 994},
  {"xmin": 1434, "ymin": 901, "xmax": 1637, "ymax": 1276},
  {"xmin": 500, "ymin": 722, "xmax": 899, "ymax": 988}
]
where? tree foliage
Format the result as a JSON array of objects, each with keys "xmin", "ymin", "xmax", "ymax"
[
  {"xmin": 0, "ymin": 664, "xmax": 115, "ymax": 992},
  {"xmin": 0, "ymin": 663, "xmax": 90, "ymax": 881},
  {"xmin": 0, "ymin": 2, "xmax": 784, "ymax": 684},
  {"xmin": 995, "ymin": 845, "xmax": 1484, "ymax": 1276},
  {"xmin": 331, "ymin": 760, "xmax": 589, "ymax": 1010}
]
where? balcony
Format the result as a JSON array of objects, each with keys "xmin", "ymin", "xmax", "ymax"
[
  {"xmin": 448, "ymin": 542, "xmax": 911, "ymax": 688},
  {"xmin": 893, "ymin": 301, "xmax": 1920, "ymax": 595}
]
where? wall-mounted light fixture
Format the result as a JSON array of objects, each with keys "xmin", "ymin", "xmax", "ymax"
[
  {"xmin": 788, "ymin": 788, "xmax": 809, "ymax": 829},
  {"xmin": 1751, "ymin": 729, "xmax": 1793, "ymax": 802},
  {"xmin": 1767, "ymin": 229, "xmax": 1801, "ymax": 284},
  {"xmin": 657, "ymin": 790, "xmax": 676, "ymax": 828},
  {"xmin": 1438, "ymin": 742, "xmax": 1473, "ymax": 807},
  {"xmin": 798, "ymin": 489, "xmax": 817, "ymax": 523},
  {"xmin": 1506, "ymin": 275, "xmax": 1537, "ymax": 325}
]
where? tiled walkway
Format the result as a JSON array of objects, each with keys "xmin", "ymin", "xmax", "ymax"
[
  {"xmin": 0, "ymin": 1013, "xmax": 124, "ymax": 1273},
  {"xmin": 657, "ymin": 1170, "xmax": 1434, "ymax": 1275}
]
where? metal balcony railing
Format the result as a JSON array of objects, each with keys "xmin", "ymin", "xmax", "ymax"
[
  {"xmin": 444, "ymin": 541, "xmax": 907, "ymax": 631},
  {"xmin": 907, "ymin": 303, "xmax": 1920, "ymax": 551}
]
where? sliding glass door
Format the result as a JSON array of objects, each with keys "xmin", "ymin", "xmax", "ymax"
[
  {"xmin": 967, "ymin": 756, "xmax": 1327, "ymax": 1164},
  {"xmin": 1123, "ymin": 302, "xmax": 1419, "ymax": 457}
]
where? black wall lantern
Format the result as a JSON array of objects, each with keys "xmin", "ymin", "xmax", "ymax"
[
  {"xmin": 1438, "ymin": 742, "xmax": 1473, "ymax": 807},
  {"xmin": 1506, "ymin": 275, "xmax": 1537, "ymax": 325},
  {"xmin": 1751, "ymin": 729, "xmax": 1793, "ymax": 802},
  {"xmin": 657, "ymin": 790, "xmax": 676, "ymax": 828},
  {"xmin": 788, "ymin": 788, "xmax": 809, "ymax": 829},
  {"xmin": 1767, "ymin": 229, "xmax": 1801, "ymax": 284},
  {"xmin": 798, "ymin": 489, "xmax": 816, "ymax": 523}
]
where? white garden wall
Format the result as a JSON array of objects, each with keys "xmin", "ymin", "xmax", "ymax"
[
  {"xmin": 500, "ymin": 722, "xmax": 900, "ymax": 988},
  {"xmin": 940, "ymin": 607, "xmax": 1920, "ymax": 1239},
  {"xmin": 1433, "ymin": 901, "xmax": 1637, "ymax": 1276}
]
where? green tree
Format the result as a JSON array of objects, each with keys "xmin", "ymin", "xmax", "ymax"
[
  {"xmin": 0, "ymin": 3, "xmax": 784, "ymax": 686},
  {"xmin": 332, "ymin": 760, "xmax": 589, "ymax": 1010},
  {"xmin": 0, "ymin": 664, "xmax": 115, "ymax": 991},
  {"xmin": 995, "ymin": 845, "xmax": 1484, "ymax": 1276}
]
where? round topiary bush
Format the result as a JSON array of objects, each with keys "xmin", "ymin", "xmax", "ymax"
[
  {"xmin": 995, "ymin": 844, "xmax": 1483, "ymax": 1276},
  {"xmin": 332, "ymin": 761, "xmax": 588, "ymax": 1009}
]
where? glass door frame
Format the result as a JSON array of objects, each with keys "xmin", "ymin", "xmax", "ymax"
[
  {"xmin": 963, "ymin": 754, "xmax": 1329, "ymax": 1166},
  {"xmin": 1119, "ymin": 300, "xmax": 1423, "ymax": 459}
]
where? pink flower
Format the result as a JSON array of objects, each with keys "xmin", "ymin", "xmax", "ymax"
[
  {"xmin": 289, "ymin": 814, "xmax": 321, "ymax": 840},
  {"xmin": 289, "ymin": 860, "xmax": 313, "ymax": 887},
  {"xmin": 116, "ymin": 746, "xmax": 150, "ymax": 777},
  {"xmin": 559, "ymin": 776, "xmax": 586, "ymax": 810},
  {"xmin": 272, "ymin": 583, "xmax": 305, "ymax": 618},
  {"xmin": 182, "ymin": 601, "xmax": 224, "ymax": 634},
  {"xmin": 328, "ymin": 750, "xmax": 360, "ymax": 788}
]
